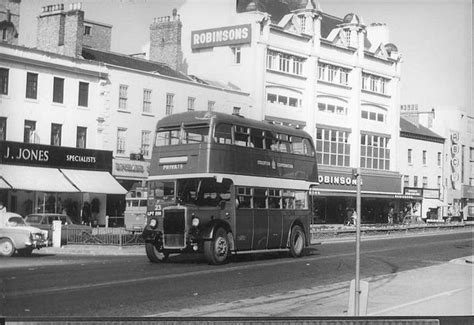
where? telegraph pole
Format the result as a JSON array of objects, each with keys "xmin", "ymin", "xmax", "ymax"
[{"xmin": 355, "ymin": 167, "xmax": 361, "ymax": 315}]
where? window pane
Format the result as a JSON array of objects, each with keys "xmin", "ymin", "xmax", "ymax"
[
  {"xmin": 78, "ymin": 82, "xmax": 89, "ymax": 107},
  {"xmin": 53, "ymin": 77, "xmax": 64, "ymax": 103}
]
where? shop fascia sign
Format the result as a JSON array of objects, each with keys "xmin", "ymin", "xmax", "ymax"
[
  {"xmin": 113, "ymin": 159, "xmax": 149, "ymax": 177},
  {"xmin": 191, "ymin": 24, "xmax": 251, "ymax": 49},
  {"xmin": 317, "ymin": 174, "xmax": 361, "ymax": 186},
  {"xmin": 0, "ymin": 140, "xmax": 112, "ymax": 171},
  {"xmin": 403, "ymin": 187, "xmax": 423, "ymax": 197}
]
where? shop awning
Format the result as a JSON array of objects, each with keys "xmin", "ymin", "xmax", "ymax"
[
  {"xmin": 60, "ymin": 169, "xmax": 127, "ymax": 195},
  {"xmin": 0, "ymin": 176, "xmax": 12, "ymax": 189},
  {"xmin": 0, "ymin": 165, "xmax": 79, "ymax": 192}
]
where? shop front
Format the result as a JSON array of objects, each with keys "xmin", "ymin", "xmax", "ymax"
[
  {"xmin": 0, "ymin": 141, "xmax": 126, "ymax": 226},
  {"xmin": 311, "ymin": 166, "xmax": 402, "ymax": 224},
  {"xmin": 109, "ymin": 158, "xmax": 150, "ymax": 221},
  {"xmin": 461, "ymin": 185, "xmax": 474, "ymax": 221}
]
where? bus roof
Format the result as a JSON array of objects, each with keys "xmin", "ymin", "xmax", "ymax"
[{"xmin": 156, "ymin": 111, "xmax": 312, "ymax": 139}]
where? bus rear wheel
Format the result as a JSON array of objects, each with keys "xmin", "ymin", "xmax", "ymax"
[
  {"xmin": 289, "ymin": 225, "xmax": 305, "ymax": 258},
  {"xmin": 145, "ymin": 242, "xmax": 169, "ymax": 263},
  {"xmin": 204, "ymin": 227, "xmax": 230, "ymax": 265}
]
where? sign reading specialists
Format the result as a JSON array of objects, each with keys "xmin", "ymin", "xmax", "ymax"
[
  {"xmin": 191, "ymin": 24, "xmax": 251, "ymax": 49},
  {"xmin": 0, "ymin": 141, "xmax": 112, "ymax": 171}
]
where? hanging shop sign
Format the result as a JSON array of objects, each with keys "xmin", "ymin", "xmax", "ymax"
[
  {"xmin": 191, "ymin": 24, "xmax": 251, "ymax": 49},
  {"xmin": 450, "ymin": 131, "xmax": 460, "ymax": 190},
  {"xmin": 0, "ymin": 140, "xmax": 112, "ymax": 171}
]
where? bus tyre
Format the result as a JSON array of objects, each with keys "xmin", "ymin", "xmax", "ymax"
[
  {"xmin": 145, "ymin": 242, "xmax": 169, "ymax": 263},
  {"xmin": 289, "ymin": 225, "xmax": 305, "ymax": 258},
  {"xmin": 204, "ymin": 227, "xmax": 230, "ymax": 265}
]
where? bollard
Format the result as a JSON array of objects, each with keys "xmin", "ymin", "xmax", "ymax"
[{"xmin": 52, "ymin": 220, "xmax": 62, "ymax": 248}]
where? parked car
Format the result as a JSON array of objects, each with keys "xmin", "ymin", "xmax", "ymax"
[
  {"xmin": 24, "ymin": 213, "xmax": 92, "ymax": 244},
  {"xmin": 0, "ymin": 212, "xmax": 48, "ymax": 257}
]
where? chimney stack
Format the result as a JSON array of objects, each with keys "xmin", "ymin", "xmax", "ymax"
[
  {"xmin": 36, "ymin": 2, "xmax": 84, "ymax": 57},
  {"xmin": 149, "ymin": 8, "xmax": 183, "ymax": 71}
]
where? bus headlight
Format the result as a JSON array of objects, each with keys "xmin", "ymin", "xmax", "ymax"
[
  {"xmin": 191, "ymin": 214, "xmax": 200, "ymax": 227},
  {"xmin": 149, "ymin": 218, "xmax": 158, "ymax": 229}
]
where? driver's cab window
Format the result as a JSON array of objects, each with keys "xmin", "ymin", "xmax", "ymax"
[{"xmin": 43, "ymin": 217, "xmax": 51, "ymax": 225}]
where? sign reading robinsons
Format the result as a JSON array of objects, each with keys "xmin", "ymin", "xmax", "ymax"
[{"xmin": 191, "ymin": 24, "xmax": 251, "ymax": 49}]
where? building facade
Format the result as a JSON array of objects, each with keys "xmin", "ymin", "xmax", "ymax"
[
  {"xmin": 173, "ymin": 0, "xmax": 403, "ymax": 223},
  {"xmin": 0, "ymin": 2, "xmax": 250, "ymax": 224},
  {"xmin": 398, "ymin": 115, "xmax": 445, "ymax": 221},
  {"xmin": 416, "ymin": 106, "xmax": 474, "ymax": 220}
]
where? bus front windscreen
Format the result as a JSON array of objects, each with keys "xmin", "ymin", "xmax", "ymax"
[{"xmin": 148, "ymin": 180, "xmax": 176, "ymax": 203}]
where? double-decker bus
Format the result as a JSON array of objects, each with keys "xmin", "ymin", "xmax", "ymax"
[
  {"xmin": 124, "ymin": 185, "xmax": 148, "ymax": 232},
  {"xmin": 142, "ymin": 111, "xmax": 318, "ymax": 264}
]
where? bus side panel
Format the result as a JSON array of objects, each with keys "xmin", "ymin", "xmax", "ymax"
[
  {"xmin": 267, "ymin": 210, "xmax": 283, "ymax": 249},
  {"xmin": 253, "ymin": 210, "xmax": 268, "ymax": 250},
  {"xmin": 235, "ymin": 209, "xmax": 253, "ymax": 250}
]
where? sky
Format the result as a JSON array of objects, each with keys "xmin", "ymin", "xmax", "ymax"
[{"xmin": 18, "ymin": 0, "xmax": 472, "ymax": 115}]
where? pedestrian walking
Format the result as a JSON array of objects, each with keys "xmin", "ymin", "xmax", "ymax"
[{"xmin": 387, "ymin": 206, "xmax": 394, "ymax": 225}]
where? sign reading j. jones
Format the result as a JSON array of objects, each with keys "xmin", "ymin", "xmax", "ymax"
[
  {"xmin": 0, "ymin": 141, "xmax": 112, "ymax": 171},
  {"xmin": 191, "ymin": 24, "xmax": 251, "ymax": 50}
]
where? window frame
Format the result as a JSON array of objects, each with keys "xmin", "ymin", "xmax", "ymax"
[
  {"xmin": 76, "ymin": 126, "xmax": 87, "ymax": 148},
  {"xmin": 26, "ymin": 72, "xmax": 38, "ymax": 100},
  {"xmin": 53, "ymin": 77, "xmax": 64, "ymax": 104},
  {"xmin": 0, "ymin": 68, "xmax": 9, "ymax": 95},
  {"xmin": 78, "ymin": 81, "xmax": 89, "ymax": 107},
  {"xmin": 142, "ymin": 88, "xmax": 152, "ymax": 113},
  {"xmin": 50, "ymin": 123, "xmax": 62, "ymax": 146}
]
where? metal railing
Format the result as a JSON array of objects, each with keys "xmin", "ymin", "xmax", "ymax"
[{"xmin": 66, "ymin": 228, "xmax": 144, "ymax": 246}]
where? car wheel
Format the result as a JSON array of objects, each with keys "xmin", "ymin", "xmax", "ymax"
[
  {"xmin": 204, "ymin": 227, "xmax": 230, "ymax": 265},
  {"xmin": 17, "ymin": 248, "xmax": 34, "ymax": 256},
  {"xmin": 289, "ymin": 225, "xmax": 305, "ymax": 258},
  {"xmin": 0, "ymin": 238, "xmax": 15, "ymax": 257},
  {"xmin": 145, "ymin": 242, "xmax": 169, "ymax": 263}
]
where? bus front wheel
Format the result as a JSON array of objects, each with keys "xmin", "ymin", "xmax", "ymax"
[
  {"xmin": 204, "ymin": 227, "xmax": 230, "ymax": 265},
  {"xmin": 145, "ymin": 242, "xmax": 169, "ymax": 263},
  {"xmin": 289, "ymin": 225, "xmax": 305, "ymax": 258}
]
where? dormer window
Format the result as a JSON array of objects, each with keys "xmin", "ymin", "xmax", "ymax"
[{"xmin": 299, "ymin": 16, "xmax": 306, "ymax": 33}]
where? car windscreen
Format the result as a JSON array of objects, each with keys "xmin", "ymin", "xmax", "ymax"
[
  {"xmin": 8, "ymin": 216, "xmax": 26, "ymax": 226},
  {"xmin": 25, "ymin": 215, "xmax": 42, "ymax": 223}
]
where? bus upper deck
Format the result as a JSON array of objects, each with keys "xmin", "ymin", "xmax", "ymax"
[{"xmin": 150, "ymin": 111, "xmax": 317, "ymax": 183}]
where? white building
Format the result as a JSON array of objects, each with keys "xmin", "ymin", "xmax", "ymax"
[
  {"xmin": 172, "ymin": 0, "xmax": 403, "ymax": 223},
  {"xmin": 0, "ymin": 3, "xmax": 250, "ymax": 224},
  {"xmin": 416, "ymin": 106, "xmax": 474, "ymax": 220},
  {"xmin": 398, "ymin": 115, "xmax": 445, "ymax": 221}
]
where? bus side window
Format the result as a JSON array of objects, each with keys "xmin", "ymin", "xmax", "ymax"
[
  {"xmin": 215, "ymin": 123, "xmax": 232, "ymax": 144},
  {"xmin": 253, "ymin": 188, "xmax": 267, "ymax": 209},
  {"xmin": 234, "ymin": 125, "xmax": 249, "ymax": 147},
  {"xmin": 237, "ymin": 187, "xmax": 252, "ymax": 208},
  {"xmin": 250, "ymin": 128, "xmax": 264, "ymax": 149}
]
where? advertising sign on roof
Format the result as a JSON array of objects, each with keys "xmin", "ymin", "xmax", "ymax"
[{"xmin": 191, "ymin": 24, "xmax": 251, "ymax": 49}]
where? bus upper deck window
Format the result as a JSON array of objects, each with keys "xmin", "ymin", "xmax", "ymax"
[
  {"xmin": 184, "ymin": 125, "xmax": 210, "ymax": 144},
  {"xmin": 214, "ymin": 124, "xmax": 232, "ymax": 144}
]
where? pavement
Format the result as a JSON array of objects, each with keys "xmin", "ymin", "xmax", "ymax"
[{"xmin": 36, "ymin": 226, "xmax": 474, "ymax": 318}]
